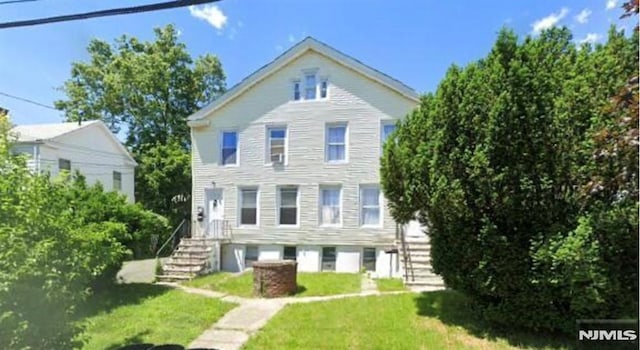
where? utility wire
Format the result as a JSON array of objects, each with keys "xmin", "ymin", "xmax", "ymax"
[
  {"xmin": 0, "ymin": 0, "xmax": 221, "ymax": 29},
  {"xmin": 0, "ymin": 91, "xmax": 57, "ymax": 110},
  {"xmin": 0, "ymin": 0, "xmax": 38, "ymax": 5}
]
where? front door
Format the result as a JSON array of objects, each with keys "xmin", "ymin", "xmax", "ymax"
[{"xmin": 205, "ymin": 188, "xmax": 224, "ymax": 237}]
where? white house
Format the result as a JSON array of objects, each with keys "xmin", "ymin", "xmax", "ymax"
[
  {"xmin": 11, "ymin": 120, "xmax": 137, "ymax": 202},
  {"xmin": 180, "ymin": 37, "xmax": 441, "ymax": 286}
]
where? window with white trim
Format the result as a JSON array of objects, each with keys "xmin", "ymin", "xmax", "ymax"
[
  {"xmin": 325, "ymin": 124, "xmax": 347, "ymax": 162},
  {"xmin": 304, "ymin": 73, "xmax": 317, "ymax": 100},
  {"xmin": 267, "ymin": 127, "xmax": 287, "ymax": 164},
  {"xmin": 113, "ymin": 171, "xmax": 122, "ymax": 191},
  {"xmin": 293, "ymin": 81, "xmax": 301, "ymax": 101},
  {"xmin": 320, "ymin": 79, "xmax": 328, "ymax": 98},
  {"xmin": 239, "ymin": 188, "xmax": 258, "ymax": 226},
  {"xmin": 360, "ymin": 185, "xmax": 381, "ymax": 226},
  {"xmin": 278, "ymin": 187, "xmax": 298, "ymax": 225},
  {"xmin": 319, "ymin": 186, "xmax": 341, "ymax": 226},
  {"xmin": 221, "ymin": 131, "xmax": 238, "ymax": 165}
]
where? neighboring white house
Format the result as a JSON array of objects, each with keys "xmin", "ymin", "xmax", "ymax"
[
  {"xmin": 11, "ymin": 120, "xmax": 137, "ymax": 202},
  {"xmin": 186, "ymin": 37, "xmax": 440, "ymax": 285}
]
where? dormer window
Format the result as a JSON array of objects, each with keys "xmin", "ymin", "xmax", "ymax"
[{"xmin": 304, "ymin": 73, "xmax": 317, "ymax": 99}]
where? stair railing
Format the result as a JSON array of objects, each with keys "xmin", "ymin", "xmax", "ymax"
[
  {"xmin": 398, "ymin": 222, "xmax": 415, "ymax": 282},
  {"xmin": 156, "ymin": 218, "xmax": 187, "ymax": 259}
]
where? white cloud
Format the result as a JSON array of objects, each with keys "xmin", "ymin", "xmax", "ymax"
[
  {"xmin": 575, "ymin": 9, "xmax": 592, "ymax": 24},
  {"xmin": 189, "ymin": 5, "xmax": 227, "ymax": 30},
  {"xmin": 580, "ymin": 33, "xmax": 602, "ymax": 44},
  {"xmin": 237, "ymin": 20, "xmax": 244, "ymax": 28},
  {"xmin": 288, "ymin": 34, "xmax": 296, "ymax": 43},
  {"xmin": 275, "ymin": 45, "xmax": 283, "ymax": 52},
  {"xmin": 606, "ymin": 0, "xmax": 617, "ymax": 10},
  {"xmin": 531, "ymin": 7, "xmax": 569, "ymax": 34}
]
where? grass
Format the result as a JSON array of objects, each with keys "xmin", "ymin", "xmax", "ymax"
[
  {"xmin": 77, "ymin": 283, "xmax": 236, "ymax": 350},
  {"xmin": 185, "ymin": 271, "xmax": 362, "ymax": 297},
  {"xmin": 243, "ymin": 290, "xmax": 574, "ymax": 350},
  {"xmin": 375, "ymin": 278, "xmax": 407, "ymax": 292},
  {"xmin": 184, "ymin": 271, "xmax": 255, "ymax": 297}
]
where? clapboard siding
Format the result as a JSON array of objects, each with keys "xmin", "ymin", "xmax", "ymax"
[{"xmin": 191, "ymin": 49, "xmax": 417, "ymax": 245}]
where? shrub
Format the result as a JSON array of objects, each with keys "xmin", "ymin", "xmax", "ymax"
[{"xmin": 381, "ymin": 27, "xmax": 638, "ymax": 333}]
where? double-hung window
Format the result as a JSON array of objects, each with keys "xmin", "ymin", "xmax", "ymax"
[
  {"xmin": 326, "ymin": 124, "xmax": 347, "ymax": 162},
  {"xmin": 221, "ymin": 131, "xmax": 238, "ymax": 165},
  {"xmin": 320, "ymin": 186, "xmax": 341, "ymax": 226},
  {"xmin": 113, "ymin": 171, "xmax": 122, "ymax": 191},
  {"xmin": 268, "ymin": 127, "xmax": 287, "ymax": 164},
  {"xmin": 360, "ymin": 185, "xmax": 381, "ymax": 226},
  {"xmin": 304, "ymin": 73, "xmax": 317, "ymax": 100},
  {"xmin": 239, "ymin": 188, "xmax": 258, "ymax": 226},
  {"xmin": 278, "ymin": 187, "xmax": 298, "ymax": 226}
]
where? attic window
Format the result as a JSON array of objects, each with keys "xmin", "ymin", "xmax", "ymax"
[
  {"xmin": 293, "ymin": 81, "xmax": 301, "ymax": 101},
  {"xmin": 304, "ymin": 74, "xmax": 317, "ymax": 99}
]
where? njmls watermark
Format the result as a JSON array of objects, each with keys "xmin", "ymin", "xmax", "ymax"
[{"xmin": 577, "ymin": 319, "xmax": 639, "ymax": 350}]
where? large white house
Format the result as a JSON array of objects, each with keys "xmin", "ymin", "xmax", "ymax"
[
  {"xmin": 11, "ymin": 120, "xmax": 136, "ymax": 202},
  {"xmin": 175, "ymin": 37, "xmax": 441, "ymax": 286}
]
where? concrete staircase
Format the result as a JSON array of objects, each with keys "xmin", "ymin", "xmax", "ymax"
[
  {"xmin": 156, "ymin": 237, "xmax": 217, "ymax": 282},
  {"xmin": 400, "ymin": 236, "xmax": 445, "ymax": 289}
]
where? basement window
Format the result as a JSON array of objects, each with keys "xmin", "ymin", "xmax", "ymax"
[
  {"xmin": 363, "ymin": 248, "xmax": 376, "ymax": 272},
  {"xmin": 283, "ymin": 246, "xmax": 297, "ymax": 261},
  {"xmin": 321, "ymin": 247, "xmax": 336, "ymax": 271}
]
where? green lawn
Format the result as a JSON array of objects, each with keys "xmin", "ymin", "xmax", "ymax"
[
  {"xmin": 375, "ymin": 278, "xmax": 407, "ymax": 292},
  {"xmin": 243, "ymin": 291, "xmax": 573, "ymax": 350},
  {"xmin": 185, "ymin": 271, "xmax": 362, "ymax": 297},
  {"xmin": 185, "ymin": 271, "xmax": 254, "ymax": 297},
  {"xmin": 77, "ymin": 283, "xmax": 236, "ymax": 350}
]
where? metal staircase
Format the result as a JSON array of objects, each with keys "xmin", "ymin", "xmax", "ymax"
[
  {"xmin": 155, "ymin": 219, "xmax": 231, "ymax": 282},
  {"xmin": 397, "ymin": 223, "xmax": 445, "ymax": 289}
]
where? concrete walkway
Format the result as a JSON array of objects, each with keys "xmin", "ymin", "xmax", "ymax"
[
  {"xmin": 155, "ymin": 282, "xmax": 415, "ymax": 350},
  {"xmin": 117, "ymin": 258, "xmax": 167, "ymax": 283}
]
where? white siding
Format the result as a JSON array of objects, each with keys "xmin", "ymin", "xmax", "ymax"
[
  {"xmin": 35, "ymin": 124, "xmax": 135, "ymax": 202},
  {"xmin": 191, "ymin": 50, "xmax": 417, "ymax": 247}
]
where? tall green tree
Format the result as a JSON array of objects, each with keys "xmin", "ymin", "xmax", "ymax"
[
  {"xmin": 382, "ymin": 26, "xmax": 638, "ymax": 333},
  {"xmin": 56, "ymin": 24, "xmax": 226, "ymax": 225}
]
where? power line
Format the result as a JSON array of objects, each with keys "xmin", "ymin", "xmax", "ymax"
[
  {"xmin": 0, "ymin": 0, "xmax": 38, "ymax": 5},
  {"xmin": 0, "ymin": 0, "xmax": 221, "ymax": 29},
  {"xmin": 0, "ymin": 91, "xmax": 57, "ymax": 110}
]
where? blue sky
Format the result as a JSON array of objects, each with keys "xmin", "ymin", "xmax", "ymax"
[{"xmin": 0, "ymin": 0, "xmax": 633, "ymax": 126}]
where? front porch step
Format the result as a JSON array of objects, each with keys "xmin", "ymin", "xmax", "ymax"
[
  {"xmin": 156, "ymin": 274, "xmax": 193, "ymax": 282},
  {"xmin": 168, "ymin": 257, "xmax": 209, "ymax": 265},
  {"xmin": 175, "ymin": 246, "xmax": 213, "ymax": 254},
  {"xmin": 162, "ymin": 264, "xmax": 207, "ymax": 273}
]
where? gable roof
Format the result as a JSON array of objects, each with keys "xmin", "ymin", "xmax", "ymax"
[
  {"xmin": 11, "ymin": 120, "xmax": 137, "ymax": 165},
  {"xmin": 188, "ymin": 37, "xmax": 420, "ymax": 123}
]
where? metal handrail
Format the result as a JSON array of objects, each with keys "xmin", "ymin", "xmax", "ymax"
[
  {"xmin": 155, "ymin": 218, "xmax": 187, "ymax": 258},
  {"xmin": 399, "ymin": 223, "xmax": 415, "ymax": 282}
]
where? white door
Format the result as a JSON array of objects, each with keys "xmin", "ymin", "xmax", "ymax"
[{"xmin": 205, "ymin": 188, "xmax": 224, "ymax": 237}]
